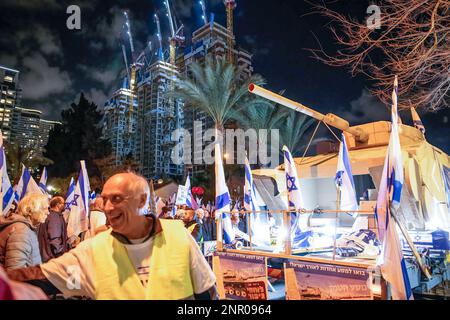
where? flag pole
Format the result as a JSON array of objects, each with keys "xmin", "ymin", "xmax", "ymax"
[
  {"xmin": 390, "ymin": 203, "xmax": 431, "ymax": 279},
  {"xmin": 333, "ymin": 187, "xmax": 341, "ymax": 260}
]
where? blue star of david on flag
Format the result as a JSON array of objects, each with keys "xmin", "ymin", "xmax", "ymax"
[
  {"xmin": 286, "ymin": 173, "xmax": 298, "ymax": 192},
  {"xmin": 65, "ymin": 194, "xmax": 79, "ymax": 210}
]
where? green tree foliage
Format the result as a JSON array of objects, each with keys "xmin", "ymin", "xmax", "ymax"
[
  {"xmin": 4, "ymin": 142, "xmax": 53, "ymax": 183},
  {"xmin": 172, "ymin": 56, "xmax": 266, "ymax": 134},
  {"xmin": 44, "ymin": 93, "xmax": 111, "ymax": 177}
]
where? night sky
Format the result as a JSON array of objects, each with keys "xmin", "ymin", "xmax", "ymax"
[{"xmin": 0, "ymin": 0, "xmax": 448, "ymax": 152}]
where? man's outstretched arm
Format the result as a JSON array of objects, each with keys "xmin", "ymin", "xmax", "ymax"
[{"xmin": 7, "ymin": 266, "xmax": 61, "ymax": 296}]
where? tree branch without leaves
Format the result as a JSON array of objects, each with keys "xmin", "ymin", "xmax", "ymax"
[{"xmin": 308, "ymin": 0, "xmax": 449, "ymax": 112}]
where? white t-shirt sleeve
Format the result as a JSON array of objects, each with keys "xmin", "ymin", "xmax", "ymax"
[
  {"xmin": 90, "ymin": 211, "xmax": 107, "ymax": 232},
  {"xmin": 40, "ymin": 239, "xmax": 96, "ymax": 299},
  {"xmin": 185, "ymin": 229, "xmax": 216, "ymax": 294}
]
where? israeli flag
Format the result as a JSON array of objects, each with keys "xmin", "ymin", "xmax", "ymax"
[
  {"xmin": 184, "ymin": 176, "xmax": 199, "ymax": 210},
  {"xmin": 15, "ymin": 164, "xmax": 43, "ymax": 201},
  {"xmin": 64, "ymin": 177, "xmax": 75, "ymax": 212},
  {"xmin": 89, "ymin": 191, "xmax": 96, "ymax": 204},
  {"xmin": 38, "ymin": 167, "xmax": 47, "ymax": 193},
  {"xmin": 67, "ymin": 161, "xmax": 91, "ymax": 238},
  {"xmin": 283, "ymin": 146, "xmax": 304, "ymax": 209},
  {"xmin": 0, "ymin": 132, "xmax": 14, "ymax": 215},
  {"xmin": 335, "ymin": 133, "xmax": 358, "ymax": 215},
  {"xmin": 411, "ymin": 107, "xmax": 425, "ymax": 135},
  {"xmin": 215, "ymin": 143, "xmax": 234, "ymax": 244},
  {"xmin": 169, "ymin": 202, "xmax": 176, "ymax": 218},
  {"xmin": 375, "ymin": 75, "xmax": 413, "ymax": 300},
  {"xmin": 244, "ymin": 156, "xmax": 270, "ymax": 245}
]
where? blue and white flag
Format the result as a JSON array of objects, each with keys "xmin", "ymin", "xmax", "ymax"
[
  {"xmin": 283, "ymin": 145, "xmax": 304, "ymax": 210},
  {"xmin": 38, "ymin": 167, "xmax": 47, "ymax": 193},
  {"xmin": 171, "ymin": 205, "xmax": 177, "ymax": 218},
  {"xmin": 244, "ymin": 156, "xmax": 270, "ymax": 245},
  {"xmin": 0, "ymin": 131, "xmax": 14, "ymax": 215},
  {"xmin": 185, "ymin": 175, "xmax": 192, "ymax": 208},
  {"xmin": 89, "ymin": 191, "xmax": 96, "ymax": 204},
  {"xmin": 411, "ymin": 107, "xmax": 425, "ymax": 135},
  {"xmin": 335, "ymin": 133, "xmax": 358, "ymax": 215},
  {"xmin": 215, "ymin": 143, "xmax": 234, "ymax": 244},
  {"xmin": 15, "ymin": 164, "xmax": 43, "ymax": 201},
  {"xmin": 67, "ymin": 161, "xmax": 91, "ymax": 238},
  {"xmin": 64, "ymin": 177, "xmax": 75, "ymax": 212},
  {"xmin": 375, "ymin": 75, "xmax": 413, "ymax": 300}
]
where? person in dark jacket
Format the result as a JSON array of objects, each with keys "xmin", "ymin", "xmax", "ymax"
[
  {"xmin": 181, "ymin": 207, "xmax": 203, "ymax": 244},
  {"xmin": 38, "ymin": 196, "xmax": 68, "ymax": 263},
  {"xmin": 0, "ymin": 193, "xmax": 49, "ymax": 270}
]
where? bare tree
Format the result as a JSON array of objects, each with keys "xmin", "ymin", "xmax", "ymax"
[{"xmin": 308, "ymin": 0, "xmax": 449, "ymax": 112}]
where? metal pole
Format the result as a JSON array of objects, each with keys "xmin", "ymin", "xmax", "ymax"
[
  {"xmin": 333, "ymin": 187, "xmax": 341, "ymax": 260},
  {"xmin": 390, "ymin": 204, "xmax": 431, "ymax": 279}
]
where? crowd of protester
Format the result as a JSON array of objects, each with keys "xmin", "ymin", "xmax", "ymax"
[{"xmin": 0, "ymin": 173, "xmax": 225, "ymax": 300}]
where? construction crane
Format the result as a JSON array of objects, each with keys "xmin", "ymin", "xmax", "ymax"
[
  {"xmin": 164, "ymin": 0, "xmax": 185, "ymax": 66},
  {"xmin": 223, "ymin": 0, "xmax": 236, "ymax": 64},
  {"xmin": 199, "ymin": 0, "xmax": 208, "ymax": 25},
  {"xmin": 154, "ymin": 12, "xmax": 164, "ymax": 60},
  {"xmin": 122, "ymin": 11, "xmax": 138, "ymax": 134}
]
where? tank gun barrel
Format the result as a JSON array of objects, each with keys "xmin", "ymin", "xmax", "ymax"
[{"xmin": 248, "ymin": 83, "xmax": 368, "ymax": 143}]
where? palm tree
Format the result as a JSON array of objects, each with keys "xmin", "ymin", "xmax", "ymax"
[
  {"xmin": 279, "ymin": 110, "xmax": 315, "ymax": 158},
  {"xmin": 172, "ymin": 56, "xmax": 266, "ymax": 137}
]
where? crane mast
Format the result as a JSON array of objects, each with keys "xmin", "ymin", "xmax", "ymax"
[
  {"xmin": 122, "ymin": 11, "xmax": 137, "ymax": 135},
  {"xmin": 154, "ymin": 13, "xmax": 163, "ymax": 60},
  {"xmin": 199, "ymin": 0, "xmax": 208, "ymax": 25},
  {"xmin": 223, "ymin": 0, "xmax": 236, "ymax": 64}
]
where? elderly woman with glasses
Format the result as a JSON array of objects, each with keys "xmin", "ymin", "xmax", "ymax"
[{"xmin": 0, "ymin": 193, "xmax": 49, "ymax": 270}]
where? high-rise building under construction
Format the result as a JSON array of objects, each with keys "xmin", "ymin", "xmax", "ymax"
[{"xmin": 179, "ymin": 21, "xmax": 253, "ymax": 177}]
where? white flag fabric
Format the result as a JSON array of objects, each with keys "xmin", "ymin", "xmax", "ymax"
[
  {"xmin": 175, "ymin": 185, "xmax": 188, "ymax": 205},
  {"xmin": 215, "ymin": 143, "xmax": 234, "ymax": 244},
  {"xmin": 0, "ymin": 132, "xmax": 14, "ymax": 215},
  {"xmin": 244, "ymin": 156, "xmax": 270, "ymax": 245},
  {"xmin": 67, "ymin": 161, "xmax": 90, "ymax": 238},
  {"xmin": 335, "ymin": 133, "xmax": 358, "ymax": 215},
  {"xmin": 38, "ymin": 167, "xmax": 47, "ymax": 193},
  {"xmin": 15, "ymin": 164, "xmax": 43, "ymax": 201},
  {"xmin": 283, "ymin": 145, "xmax": 304, "ymax": 210},
  {"xmin": 411, "ymin": 107, "xmax": 425, "ymax": 135},
  {"xmin": 375, "ymin": 75, "xmax": 413, "ymax": 300},
  {"xmin": 185, "ymin": 175, "xmax": 192, "ymax": 208}
]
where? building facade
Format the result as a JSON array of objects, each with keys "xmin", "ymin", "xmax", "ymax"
[
  {"xmin": 103, "ymin": 77, "xmax": 138, "ymax": 166},
  {"xmin": 0, "ymin": 65, "xmax": 20, "ymax": 142},
  {"xmin": 134, "ymin": 60, "xmax": 184, "ymax": 180}
]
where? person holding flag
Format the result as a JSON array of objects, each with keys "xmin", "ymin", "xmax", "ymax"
[
  {"xmin": 7, "ymin": 172, "xmax": 218, "ymax": 300},
  {"xmin": 375, "ymin": 75, "xmax": 413, "ymax": 300}
]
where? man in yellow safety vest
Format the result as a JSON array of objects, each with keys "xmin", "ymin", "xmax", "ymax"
[{"xmin": 7, "ymin": 172, "xmax": 218, "ymax": 300}]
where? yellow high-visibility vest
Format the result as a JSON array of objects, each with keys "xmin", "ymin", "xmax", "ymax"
[{"xmin": 91, "ymin": 219, "xmax": 194, "ymax": 300}]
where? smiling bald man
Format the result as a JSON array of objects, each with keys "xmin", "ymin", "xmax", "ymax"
[{"xmin": 8, "ymin": 172, "xmax": 218, "ymax": 300}]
